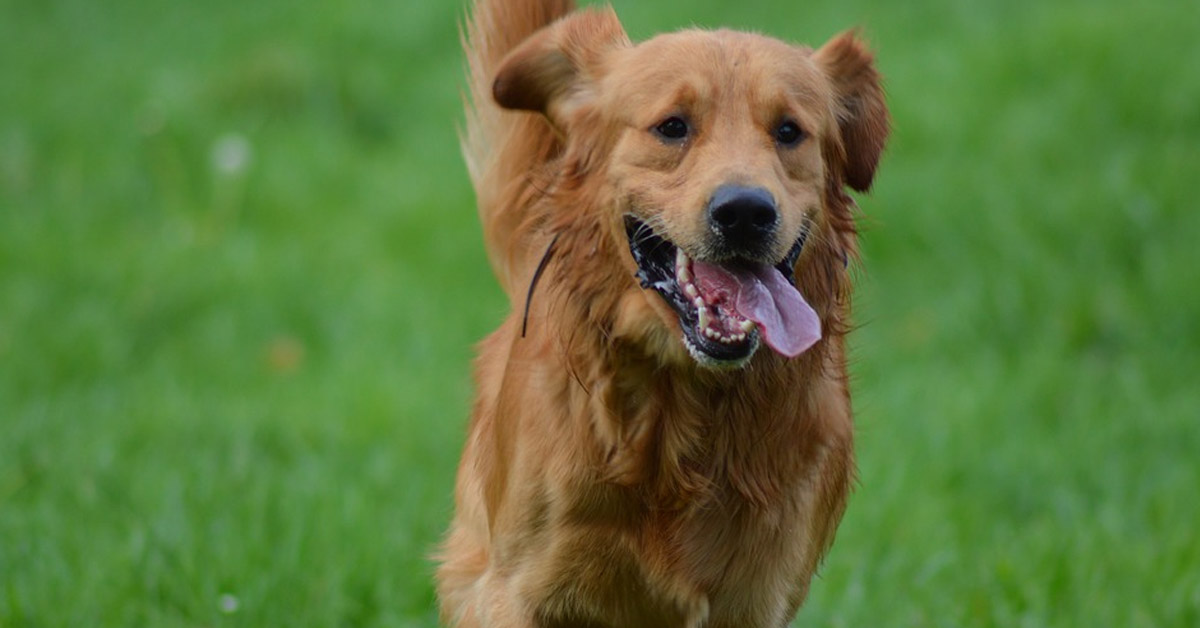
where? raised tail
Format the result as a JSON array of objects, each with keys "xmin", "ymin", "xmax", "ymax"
[{"xmin": 461, "ymin": 0, "xmax": 574, "ymax": 296}]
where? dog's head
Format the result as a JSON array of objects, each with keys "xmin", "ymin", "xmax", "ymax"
[{"xmin": 494, "ymin": 8, "xmax": 888, "ymax": 368}]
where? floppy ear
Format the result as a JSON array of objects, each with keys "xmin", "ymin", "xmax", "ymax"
[
  {"xmin": 814, "ymin": 30, "xmax": 890, "ymax": 192},
  {"xmin": 492, "ymin": 7, "xmax": 629, "ymax": 127}
]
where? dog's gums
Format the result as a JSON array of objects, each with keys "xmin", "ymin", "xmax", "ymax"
[
  {"xmin": 625, "ymin": 215, "xmax": 819, "ymax": 366},
  {"xmin": 675, "ymin": 248, "xmax": 756, "ymax": 346}
]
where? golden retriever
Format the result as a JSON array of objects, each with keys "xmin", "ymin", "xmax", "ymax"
[{"xmin": 437, "ymin": 1, "xmax": 888, "ymax": 625}]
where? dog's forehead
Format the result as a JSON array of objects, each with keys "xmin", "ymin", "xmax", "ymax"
[{"xmin": 604, "ymin": 30, "xmax": 830, "ymax": 115}]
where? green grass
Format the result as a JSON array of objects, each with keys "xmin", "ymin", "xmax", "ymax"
[{"xmin": 1, "ymin": 0, "xmax": 1197, "ymax": 625}]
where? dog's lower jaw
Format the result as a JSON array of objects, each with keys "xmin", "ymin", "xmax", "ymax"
[
  {"xmin": 608, "ymin": 278, "xmax": 760, "ymax": 371},
  {"xmin": 681, "ymin": 333, "xmax": 759, "ymax": 370},
  {"xmin": 617, "ymin": 291, "xmax": 762, "ymax": 370}
]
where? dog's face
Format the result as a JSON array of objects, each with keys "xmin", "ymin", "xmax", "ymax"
[{"xmin": 494, "ymin": 9, "xmax": 888, "ymax": 368}]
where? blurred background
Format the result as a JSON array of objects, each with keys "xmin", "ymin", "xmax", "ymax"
[{"xmin": 1, "ymin": 0, "xmax": 1197, "ymax": 625}]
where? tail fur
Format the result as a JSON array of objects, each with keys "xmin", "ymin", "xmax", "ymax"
[{"xmin": 462, "ymin": 0, "xmax": 574, "ymax": 295}]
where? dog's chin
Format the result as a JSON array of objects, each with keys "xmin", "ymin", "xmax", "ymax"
[{"xmin": 624, "ymin": 215, "xmax": 806, "ymax": 370}]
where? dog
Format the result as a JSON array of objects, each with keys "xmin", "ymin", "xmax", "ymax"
[{"xmin": 436, "ymin": 1, "xmax": 888, "ymax": 625}]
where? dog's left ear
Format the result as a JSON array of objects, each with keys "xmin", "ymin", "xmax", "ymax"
[
  {"xmin": 814, "ymin": 30, "xmax": 890, "ymax": 192},
  {"xmin": 492, "ymin": 8, "xmax": 629, "ymax": 128}
]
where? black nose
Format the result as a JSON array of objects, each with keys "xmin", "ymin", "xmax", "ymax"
[{"xmin": 706, "ymin": 185, "xmax": 778, "ymax": 254}]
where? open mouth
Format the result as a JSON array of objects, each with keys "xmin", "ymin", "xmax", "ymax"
[{"xmin": 625, "ymin": 216, "xmax": 821, "ymax": 367}]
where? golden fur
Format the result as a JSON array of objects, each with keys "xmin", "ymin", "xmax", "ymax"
[{"xmin": 437, "ymin": 1, "xmax": 888, "ymax": 625}]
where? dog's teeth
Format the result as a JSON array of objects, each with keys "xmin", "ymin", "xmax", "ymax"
[
  {"xmin": 685, "ymin": 284, "xmax": 699, "ymax": 298},
  {"xmin": 734, "ymin": 333, "xmax": 745, "ymax": 342},
  {"xmin": 693, "ymin": 296, "xmax": 705, "ymax": 309},
  {"xmin": 740, "ymin": 319, "xmax": 756, "ymax": 333},
  {"xmin": 704, "ymin": 328, "xmax": 717, "ymax": 339},
  {"xmin": 698, "ymin": 308, "xmax": 710, "ymax": 330},
  {"xmin": 675, "ymin": 248, "xmax": 693, "ymax": 284}
]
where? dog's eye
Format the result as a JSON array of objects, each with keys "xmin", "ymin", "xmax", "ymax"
[
  {"xmin": 774, "ymin": 120, "xmax": 806, "ymax": 146},
  {"xmin": 653, "ymin": 116, "xmax": 689, "ymax": 141}
]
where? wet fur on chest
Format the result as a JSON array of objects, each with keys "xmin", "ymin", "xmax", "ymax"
[{"xmin": 465, "ymin": 309, "xmax": 854, "ymax": 626}]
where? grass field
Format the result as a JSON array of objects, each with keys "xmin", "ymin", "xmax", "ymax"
[{"xmin": 2, "ymin": 0, "xmax": 1198, "ymax": 625}]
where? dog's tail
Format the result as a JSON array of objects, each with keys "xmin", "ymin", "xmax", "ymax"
[{"xmin": 462, "ymin": 0, "xmax": 573, "ymax": 294}]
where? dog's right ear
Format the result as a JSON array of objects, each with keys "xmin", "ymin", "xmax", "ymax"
[{"xmin": 492, "ymin": 7, "xmax": 629, "ymax": 127}]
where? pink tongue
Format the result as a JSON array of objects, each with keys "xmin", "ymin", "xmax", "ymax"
[{"xmin": 692, "ymin": 262, "xmax": 821, "ymax": 358}]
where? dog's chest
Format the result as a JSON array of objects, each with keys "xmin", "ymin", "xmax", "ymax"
[
  {"xmin": 666, "ymin": 496, "xmax": 804, "ymax": 621},
  {"xmin": 539, "ymin": 487, "xmax": 806, "ymax": 627}
]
